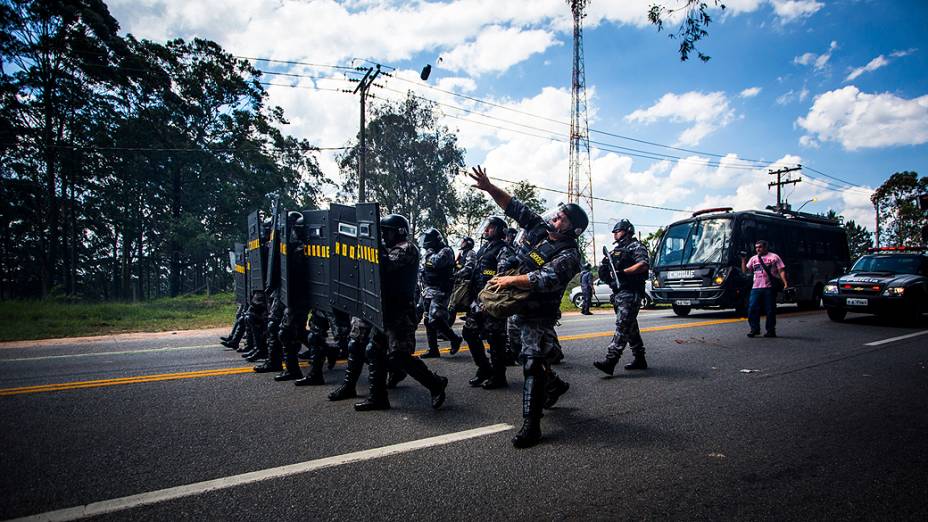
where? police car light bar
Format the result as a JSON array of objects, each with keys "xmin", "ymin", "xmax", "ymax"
[{"xmin": 866, "ymin": 246, "xmax": 926, "ymax": 252}]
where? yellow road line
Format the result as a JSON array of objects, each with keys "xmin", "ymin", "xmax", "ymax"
[{"xmin": 0, "ymin": 317, "xmax": 747, "ymax": 397}]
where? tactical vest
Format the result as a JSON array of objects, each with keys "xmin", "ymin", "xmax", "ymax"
[
  {"xmin": 421, "ymin": 247, "xmax": 454, "ymax": 292},
  {"xmin": 470, "ymin": 239, "xmax": 508, "ymax": 294},
  {"xmin": 611, "ymin": 239, "xmax": 647, "ymax": 294},
  {"xmin": 507, "ymin": 230, "xmax": 578, "ymax": 317}
]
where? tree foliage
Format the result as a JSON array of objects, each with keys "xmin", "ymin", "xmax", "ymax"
[
  {"xmin": 825, "ymin": 210, "xmax": 873, "ymax": 260},
  {"xmin": 870, "ymin": 171, "xmax": 927, "ymax": 247},
  {"xmin": 454, "ymin": 189, "xmax": 494, "ymax": 239},
  {"xmin": 0, "ymin": 1, "xmax": 323, "ymax": 299},
  {"xmin": 648, "ymin": 1, "xmax": 726, "ymax": 62},
  {"xmin": 508, "ymin": 180, "xmax": 547, "ymax": 216}
]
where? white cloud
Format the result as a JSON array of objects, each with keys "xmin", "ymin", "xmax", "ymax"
[
  {"xmin": 890, "ymin": 48, "xmax": 917, "ymax": 58},
  {"xmin": 797, "ymin": 86, "xmax": 928, "ymax": 150},
  {"xmin": 845, "ymin": 55, "xmax": 890, "ymax": 82},
  {"xmin": 770, "ymin": 0, "xmax": 824, "ymax": 22},
  {"xmin": 740, "ymin": 86, "xmax": 762, "ymax": 98},
  {"xmin": 438, "ymin": 25, "xmax": 561, "ymax": 75},
  {"xmin": 793, "ymin": 40, "xmax": 837, "ymax": 70},
  {"xmin": 625, "ymin": 91, "xmax": 735, "ymax": 146},
  {"xmin": 839, "ymin": 187, "xmax": 876, "ymax": 228},
  {"xmin": 435, "ymin": 77, "xmax": 477, "ymax": 93},
  {"xmin": 799, "ymin": 135, "xmax": 819, "ymax": 148}
]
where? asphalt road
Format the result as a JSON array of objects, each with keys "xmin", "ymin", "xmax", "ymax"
[{"xmin": 1, "ymin": 306, "xmax": 926, "ymax": 521}]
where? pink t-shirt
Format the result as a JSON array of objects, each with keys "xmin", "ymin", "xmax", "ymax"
[{"xmin": 746, "ymin": 253, "xmax": 785, "ymax": 289}]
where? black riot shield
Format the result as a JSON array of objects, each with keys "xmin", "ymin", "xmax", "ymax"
[
  {"xmin": 265, "ymin": 200, "xmax": 282, "ymax": 292},
  {"xmin": 233, "ymin": 243, "xmax": 247, "ymax": 305},
  {"xmin": 328, "ymin": 204, "xmax": 362, "ymax": 318},
  {"xmin": 247, "ymin": 210, "xmax": 267, "ymax": 294},
  {"xmin": 301, "ymin": 209, "xmax": 332, "ymax": 313},
  {"xmin": 279, "ymin": 210, "xmax": 305, "ymax": 309},
  {"xmin": 356, "ymin": 203, "xmax": 383, "ymax": 330}
]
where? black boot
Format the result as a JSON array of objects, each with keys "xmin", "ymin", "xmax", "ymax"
[
  {"xmin": 397, "ymin": 353, "xmax": 447, "ymax": 409},
  {"xmin": 468, "ymin": 367, "xmax": 492, "ymax": 387},
  {"xmin": 512, "ymin": 363, "xmax": 546, "ymax": 449},
  {"xmin": 421, "ymin": 327, "xmax": 441, "ymax": 358},
  {"xmin": 329, "ymin": 340, "xmax": 364, "ymax": 401},
  {"xmin": 624, "ymin": 352, "xmax": 648, "ymax": 370},
  {"xmin": 464, "ymin": 330, "xmax": 492, "ymax": 387},
  {"xmin": 543, "ymin": 373, "xmax": 570, "ymax": 409},
  {"xmin": 275, "ymin": 346, "xmax": 303, "ymax": 381},
  {"xmin": 482, "ymin": 337, "xmax": 508, "ymax": 389},
  {"xmin": 594, "ymin": 354, "xmax": 620, "ymax": 376},
  {"xmin": 355, "ymin": 347, "xmax": 390, "ymax": 411},
  {"xmin": 253, "ymin": 359, "xmax": 282, "ymax": 373}
]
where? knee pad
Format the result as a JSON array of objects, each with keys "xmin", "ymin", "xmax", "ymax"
[{"xmin": 523, "ymin": 357, "xmax": 546, "ymax": 378}]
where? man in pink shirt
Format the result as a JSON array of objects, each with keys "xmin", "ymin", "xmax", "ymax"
[{"xmin": 741, "ymin": 240, "xmax": 789, "ymax": 338}]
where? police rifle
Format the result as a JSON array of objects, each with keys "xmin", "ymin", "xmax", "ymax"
[{"xmin": 602, "ymin": 245, "xmax": 622, "ymax": 289}]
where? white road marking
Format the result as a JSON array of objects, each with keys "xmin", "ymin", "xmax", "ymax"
[
  {"xmin": 0, "ymin": 345, "xmax": 216, "ymax": 362},
  {"xmin": 12, "ymin": 423, "xmax": 514, "ymax": 522},
  {"xmin": 864, "ymin": 329, "xmax": 928, "ymax": 347}
]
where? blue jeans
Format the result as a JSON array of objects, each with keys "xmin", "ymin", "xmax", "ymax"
[{"xmin": 747, "ymin": 287, "xmax": 776, "ymax": 333}]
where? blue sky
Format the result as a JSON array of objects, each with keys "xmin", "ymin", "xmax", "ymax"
[{"xmin": 107, "ymin": 0, "xmax": 928, "ymax": 246}]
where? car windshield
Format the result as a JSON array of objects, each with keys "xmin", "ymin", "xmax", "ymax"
[
  {"xmin": 851, "ymin": 255, "xmax": 923, "ymax": 275},
  {"xmin": 655, "ymin": 218, "xmax": 732, "ymax": 268}
]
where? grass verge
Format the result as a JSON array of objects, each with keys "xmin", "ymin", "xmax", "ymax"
[{"xmin": 0, "ymin": 293, "xmax": 238, "ymax": 342}]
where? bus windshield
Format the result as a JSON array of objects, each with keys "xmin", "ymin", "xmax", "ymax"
[{"xmin": 655, "ymin": 218, "xmax": 732, "ymax": 268}]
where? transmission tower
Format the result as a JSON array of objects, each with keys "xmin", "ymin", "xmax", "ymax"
[{"xmin": 567, "ymin": 0, "xmax": 596, "ymax": 258}]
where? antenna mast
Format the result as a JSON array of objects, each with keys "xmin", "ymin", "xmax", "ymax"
[{"xmin": 567, "ymin": 0, "xmax": 595, "ymax": 258}]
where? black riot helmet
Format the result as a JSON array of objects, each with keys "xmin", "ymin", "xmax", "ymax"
[
  {"xmin": 287, "ymin": 211, "xmax": 302, "ymax": 226},
  {"xmin": 612, "ymin": 219, "xmax": 634, "ymax": 235},
  {"xmin": 477, "ymin": 216, "xmax": 507, "ymax": 241},
  {"xmin": 460, "ymin": 237, "xmax": 475, "ymax": 251},
  {"xmin": 543, "ymin": 202, "xmax": 588, "ymax": 238},
  {"xmin": 380, "ymin": 214, "xmax": 409, "ymax": 247},
  {"xmin": 420, "ymin": 228, "xmax": 445, "ymax": 250}
]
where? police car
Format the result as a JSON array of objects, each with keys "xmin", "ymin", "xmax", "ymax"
[
  {"xmin": 822, "ymin": 246, "xmax": 928, "ymax": 322},
  {"xmin": 570, "ymin": 279, "xmax": 655, "ymax": 310}
]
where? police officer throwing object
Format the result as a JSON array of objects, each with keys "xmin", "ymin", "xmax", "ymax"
[
  {"xmin": 741, "ymin": 239, "xmax": 788, "ymax": 338},
  {"xmin": 594, "ymin": 219, "xmax": 650, "ymax": 375},
  {"xmin": 354, "ymin": 214, "xmax": 448, "ymax": 412},
  {"xmin": 469, "ymin": 165, "xmax": 585, "ymax": 449},
  {"xmin": 418, "ymin": 228, "xmax": 464, "ymax": 357}
]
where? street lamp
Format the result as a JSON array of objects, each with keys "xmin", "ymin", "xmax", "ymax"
[{"xmin": 796, "ymin": 197, "xmax": 817, "ymax": 212}]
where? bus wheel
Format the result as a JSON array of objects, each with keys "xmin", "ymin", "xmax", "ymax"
[
  {"xmin": 826, "ymin": 308, "xmax": 847, "ymax": 322},
  {"xmin": 672, "ymin": 304, "xmax": 691, "ymax": 317}
]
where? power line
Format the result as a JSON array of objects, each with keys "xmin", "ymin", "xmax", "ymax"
[{"xmin": 482, "ymin": 173, "xmax": 691, "ymax": 213}]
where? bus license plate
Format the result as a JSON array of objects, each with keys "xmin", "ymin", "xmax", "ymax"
[
  {"xmin": 846, "ymin": 298, "xmax": 868, "ymax": 306},
  {"xmin": 668, "ymin": 270, "xmax": 695, "ymax": 279},
  {"xmin": 675, "ymin": 300, "xmax": 693, "ymax": 306}
]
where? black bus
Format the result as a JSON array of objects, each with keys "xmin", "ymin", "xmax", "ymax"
[{"xmin": 650, "ymin": 207, "xmax": 850, "ymax": 316}]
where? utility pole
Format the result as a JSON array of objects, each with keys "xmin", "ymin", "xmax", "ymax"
[
  {"xmin": 353, "ymin": 64, "xmax": 381, "ymax": 203},
  {"xmin": 768, "ymin": 165, "xmax": 802, "ymax": 211}
]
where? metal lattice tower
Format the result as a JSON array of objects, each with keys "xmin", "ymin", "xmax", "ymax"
[{"xmin": 567, "ymin": 0, "xmax": 595, "ymax": 257}]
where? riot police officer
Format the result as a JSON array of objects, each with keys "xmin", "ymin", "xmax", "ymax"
[
  {"xmin": 469, "ymin": 165, "xmax": 584, "ymax": 449},
  {"xmin": 594, "ymin": 219, "xmax": 650, "ymax": 374},
  {"xmin": 354, "ymin": 214, "xmax": 448, "ymax": 412},
  {"xmin": 448, "ymin": 237, "xmax": 477, "ymax": 326},
  {"xmin": 418, "ymin": 228, "xmax": 463, "ymax": 357},
  {"xmin": 459, "ymin": 216, "xmax": 513, "ymax": 389}
]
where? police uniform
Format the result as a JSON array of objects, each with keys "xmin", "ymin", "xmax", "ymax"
[
  {"xmin": 355, "ymin": 224, "xmax": 447, "ymax": 412},
  {"xmin": 253, "ymin": 290, "xmax": 286, "ymax": 372},
  {"xmin": 419, "ymin": 242, "xmax": 463, "ymax": 357},
  {"xmin": 502, "ymin": 198, "xmax": 582, "ymax": 448},
  {"xmin": 294, "ymin": 309, "xmax": 350, "ymax": 386},
  {"xmin": 596, "ymin": 233, "xmax": 650, "ymax": 373},
  {"xmin": 459, "ymin": 232, "xmax": 513, "ymax": 388}
]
